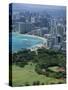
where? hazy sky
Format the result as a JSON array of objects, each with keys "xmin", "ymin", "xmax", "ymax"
[
  {"xmin": 12, "ymin": 3, "xmax": 66, "ymax": 11},
  {"xmin": 9, "ymin": 3, "xmax": 66, "ymax": 17}
]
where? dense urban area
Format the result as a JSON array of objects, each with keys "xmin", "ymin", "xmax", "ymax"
[
  {"xmin": 9, "ymin": 4, "xmax": 66, "ymax": 51},
  {"xmin": 9, "ymin": 4, "xmax": 66, "ymax": 86}
]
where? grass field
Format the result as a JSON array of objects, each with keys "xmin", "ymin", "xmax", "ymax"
[{"xmin": 12, "ymin": 62, "xmax": 65, "ymax": 86}]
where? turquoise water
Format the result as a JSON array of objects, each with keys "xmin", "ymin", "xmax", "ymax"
[{"xmin": 10, "ymin": 32, "xmax": 46, "ymax": 53}]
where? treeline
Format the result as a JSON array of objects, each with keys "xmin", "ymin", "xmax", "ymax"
[{"xmin": 12, "ymin": 48, "xmax": 66, "ymax": 79}]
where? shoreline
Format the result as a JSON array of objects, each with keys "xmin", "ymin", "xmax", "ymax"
[
  {"xmin": 11, "ymin": 32, "xmax": 47, "ymax": 53},
  {"xmin": 12, "ymin": 32, "xmax": 47, "ymax": 43}
]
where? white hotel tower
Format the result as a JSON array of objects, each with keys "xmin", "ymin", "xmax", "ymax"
[{"xmin": 48, "ymin": 18, "xmax": 65, "ymax": 50}]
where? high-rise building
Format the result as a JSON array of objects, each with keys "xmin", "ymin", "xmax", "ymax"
[
  {"xmin": 31, "ymin": 17, "xmax": 35, "ymax": 23},
  {"xmin": 57, "ymin": 23, "xmax": 65, "ymax": 36},
  {"xmin": 50, "ymin": 18, "xmax": 57, "ymax": 35},
  {"xmin": 13, "ymin": 22, "xmax": 34, "ymax": 34},
  {"xmin": 19, "ymin": 22, "xmax": 26, "ymax": 33},
  {"xmin": 49, "ymin": 17, "xmax": 66, "ymax": 51}
]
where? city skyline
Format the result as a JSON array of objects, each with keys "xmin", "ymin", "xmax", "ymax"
[
  {"xmin": 9, "ymin": 3, "xmax": 66, "ymax": 51},
  {"xmin": 9, "ymin": 3, "xmax": 66, "ymax": 87}
]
